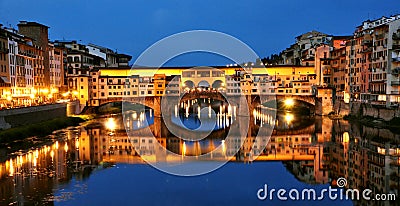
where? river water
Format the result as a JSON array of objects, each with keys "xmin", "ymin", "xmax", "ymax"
[{"xmin": 0, "ymin": 104, "xmax": 399, "ymax": 205}]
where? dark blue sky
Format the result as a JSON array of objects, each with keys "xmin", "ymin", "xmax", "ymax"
[{"xmin": 0, "ymin": 0, "xmax": 398, "ymax": 66}]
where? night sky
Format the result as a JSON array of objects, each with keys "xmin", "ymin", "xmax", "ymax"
[{"xmin": 0, "ymin": 0, "xmax": 398, "ymax": 66}]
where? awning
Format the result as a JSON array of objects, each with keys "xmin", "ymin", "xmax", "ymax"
[{"xmin": 0, "ymin": 77, "xmax": 10, "ymax": 84}]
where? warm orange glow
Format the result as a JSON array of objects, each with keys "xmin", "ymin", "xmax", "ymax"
[
  {"xmin": 51, "ymin": 88, "xmax": 58, "ymax": 94},
  {"xmin": 50, "ymin": 150, "xmax": 54, "ymax": 160},
  {"xmin": 221, "ymin": 140, "xmax": 226, "ymax": 156},
  {"xmin": 182, "ymin": 142, "xmax": 186, "ymax": 156},
  {"xmin": 9, "ymin": 159, "xmax": 14, "ymax": 176},
  {"xmin": 106, "ymin": 118, "xmax": 116, "ymax": 131},
  {"xmin": 42, "ymin": 88, "xmax": 49, "ymax": 94},
  {"xmin": 285, "ymin": 113, "xmax": 294, "ymax": 124},
  {"xmin": 284, "ymin": 98, "xmax": 295, "ymax": 107},
  {"xmin": 64, "ymin": 143, "xmax": 69, "ymax": 152},
  {"xmin": 343, "ymin": 132, "xmax": 349, "ymax": 143},
  {"xmin": 62, "ymin": 92, "xmax": 69, "ymax": 97}
]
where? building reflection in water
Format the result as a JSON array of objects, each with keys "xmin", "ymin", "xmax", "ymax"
[{"xmin": 0, "ymin": 107, "xmax": 399, "ymax": 205}]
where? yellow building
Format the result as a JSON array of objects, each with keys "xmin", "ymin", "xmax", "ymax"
[{"xmin": 84, "ymin": 65, "xmax": 319, "ymax": 107}]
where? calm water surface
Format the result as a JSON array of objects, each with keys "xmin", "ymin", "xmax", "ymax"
[{"xmin": 0, "ymin": 103, "xmax": 399, "ymax": 205}]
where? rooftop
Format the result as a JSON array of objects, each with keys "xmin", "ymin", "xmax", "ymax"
[{"xmin": 17, "ymin": 21, "xmax": 49, "ymax": 28}]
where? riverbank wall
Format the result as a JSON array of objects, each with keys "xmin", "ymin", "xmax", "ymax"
[
  {"xmin": 335, "ymin": 99, "xmax": 400, "ymax": 121},
  {"xmin": 0, "ymin": 100, "xmax": 81, "ymax": 130}
]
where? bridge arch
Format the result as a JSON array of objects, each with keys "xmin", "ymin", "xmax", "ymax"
[
  {"xmin": 212, "ymin": 80, "xmax": 223, "ymax": 89},
  {"xmin": 198, "ymin": 80, "xmax": 210, "ymax": 88},
  {"xmin": 183, "ymin": 80, "xmax": 195, "ymax": 89},
  {"xmin": 98, "ymin": 97, "xmax": 156, "ymax": 110},
  {"xmin": 275, "ymin": 95, "xmax": 316, "ymax": 106}
]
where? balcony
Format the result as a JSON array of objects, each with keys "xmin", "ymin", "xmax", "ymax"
[
  {"xmin": 393, "ymin": 57, "xmax": 400, "ymax": 62},
  {"xmin": 391, "ymin": 91, "xmax": 400, "ymax": 95},
  {"xmin": 391, "ymin": 81, "xmax": 400, "ymax": 86}
]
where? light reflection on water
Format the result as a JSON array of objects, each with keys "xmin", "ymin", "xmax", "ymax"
[{"xmin": 0, "ymin": 108, "xmax": 399, "ymax": 205}]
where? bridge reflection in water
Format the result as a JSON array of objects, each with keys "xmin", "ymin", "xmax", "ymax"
[{"xmin": 1, "ymin": 108, "xmax": 400, "ymax": 205}]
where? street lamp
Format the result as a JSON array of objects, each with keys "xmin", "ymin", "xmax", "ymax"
[
  {"xmin": 284, "ymin": 98, "xmax": 295, "ymax": 107},
  {"xmin": 106, "ymin": 118, "xmax": 116, "ymax": 131}
]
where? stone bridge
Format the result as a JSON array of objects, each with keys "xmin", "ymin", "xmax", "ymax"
[
  {"xmin": 275, "ymin": 94, "xmax": 316, "ymax": 106},
  {"xmin": 95, "ymin": 91, "xmax": 329, "ymax": 117},
  {"xmin": 99, "ymin": 97, "xmax": 158, "ymax": 109}
]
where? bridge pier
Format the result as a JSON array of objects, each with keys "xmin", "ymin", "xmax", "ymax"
[
  {"xmin": 314, "ymin": 87, "xmax": 334, "ymax": 116},
  {"xmin": 236, "ymin": 95, "xmax": 251, "ymax": 117},
  {"xmin": 153, "ymin": 96, "xmax": 161, "ymax": 117}
]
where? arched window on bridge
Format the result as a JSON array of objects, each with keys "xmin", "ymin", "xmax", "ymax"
[{"xmin": 198, "ymin": 80, "xmax": 210, "ymax": 88}]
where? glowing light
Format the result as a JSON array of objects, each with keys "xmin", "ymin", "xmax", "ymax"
[
  {"xmin": 284, "ymin": 98, "xmax": 295, "ymax": 107},
  {"xmin": 33, "ymin": 156, "xmax": 37, "ymax": 167},
  {"xmin": 9, "ymin": 159, "xmax": 14, "ymax": 176},
  {"xmin": 62, "ymin": 92, "xmax": 69, "ymax": 97},
  {"xmin": 72, "ymin": 91, "xmax": 79, "ymax": 96},
  {"xmin": 64, "ymin": 143, "xmax": 69, "ymax": 152},
  {"xmin": 182, "ymin": 142, "xmax": 186, "ymax": 156},
  {"xmin": 221, "ymin": 140, "xmax": 226, "ymax": 156},
  {"xmin": 55, "ymin": 141, "xmax": 59, "ymax": 149},
  {"xmin": 42, "ymin": 88, "xmax": 49, "ymax": 94},
  {"xmin": 30, "ymin": 94, "xmax": 35, "ymax": 99},
  {"xmin": 50, "ymin": 150, "xmax": 54, "ymax": 161},
  {"xmin": 6, "ymin": 96, "xmax": 11, "ymax": 101},
  {"xmin": 343, "ymin": 132, "xmax": 349, "ymax": 143},
  {"xmin": 106, "ymin": 118, "xmax": 116, "ymax": 131},
  {"xmin": 285, "ymin": 113, "xmax": 294, "ymax": 124},
  {"xmin": 28, "ymin": 152, "xmax": 32, "ymax": 162}
]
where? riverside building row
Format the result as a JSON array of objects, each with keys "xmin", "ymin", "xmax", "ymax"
[
  {"xmin": 0, "ymin": 21, "xmax": 131, "ymax": 108},
  {"xmin": 276, "ymin": 14, "xmax": 400, "ymax": 108}
]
